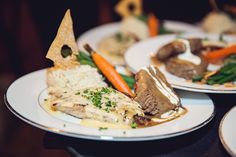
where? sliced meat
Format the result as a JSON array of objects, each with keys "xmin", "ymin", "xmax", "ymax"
[
  {"xmin": 134, "ymin": 66, "xmax": 180, "ymax": 118},
  {"xmin": 133, "ymin": 115, "xmax": 151, "ymax": 126},
  {"xmin": 156, "ymin": 40, "xmax": 186, "ymax": 60},
  {"xmin": 165, "ymin": 57, "xmax": 208, "ymax": 80},
  {"xmin": 188, "ymin": 38, "xmax": 203, "ymax": 54},
  {"xmin": 156, "ymin": 38, "xmax": 203, "ymax": 60}
]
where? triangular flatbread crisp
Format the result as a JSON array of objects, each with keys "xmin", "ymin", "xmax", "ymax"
[
  {"xmin": 115, "ymin": 0, "xmax": 142, "ymax": 18},
  {"xmin": 46, "ymin": 9, "xmax": 79, "ymax": 68}
]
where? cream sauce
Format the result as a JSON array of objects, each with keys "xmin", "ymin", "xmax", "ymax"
[
  {"xmin": 142, "ymin": 66, "xmax": 179, "ymax": 105},
  {"xmin": 177, "ymin": 39, "xmax": 201, "ymax": 65}
]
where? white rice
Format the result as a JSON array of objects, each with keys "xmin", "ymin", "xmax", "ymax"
[{"xmin": 47, "ymin": 65, "xmax": 107, "ymax": 95}]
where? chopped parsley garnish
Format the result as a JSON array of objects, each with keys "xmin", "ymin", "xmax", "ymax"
[
  {"xmin": 99, "ymin": 127, "xmax": 108, "ymax": 131},
  {"xmin": 105, "ymin": 107, "xmax": 110, "ymax": 113},
  {"xmin": 75, "ymin": 92, "xmax": 80, "ymax": 95},
  {"xmin": 80, "ymin": 88, "xmax": 116, "ymax": 111},
  {"xmin": 105, "ymin": 100, "xmax": 112, "ymax": 107},
  {"xmin": 101, "ymin": 87, "xmax": 112, "ymax": 94},
  {"xmin": 114, "ymin": 32, "xmax": 130, "ymax": 42},
  {"xmin": 112, "ymin": 102, "xmax": 117, "ymax": 107},
  {"xmin": 83, "ymin": 89, "xmax": 89, "ymax": 94},
  {"xmin": 131, "ymin": 122, "xmax": 137, "ymax": 129}
]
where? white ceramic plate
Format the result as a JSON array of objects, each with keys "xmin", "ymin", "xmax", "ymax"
[
  {"xmin": 77, "ymin": 21, "xmax": 203, "ymax": 53},
  {"xmin": 125, "ymin": 33, "xmax": 236, "ymax": 93},
  {"xmin": 219, "ymin": 106, "xmax": 236, "ymax": 157},
  {"xmin": 5, "ymin": 69, "xmax": 215, "ymax": 141}
]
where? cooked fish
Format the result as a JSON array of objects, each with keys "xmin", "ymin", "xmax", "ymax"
[{"xmin": 51, "ymin": 87, "xmax": 144, "ymax": 125}]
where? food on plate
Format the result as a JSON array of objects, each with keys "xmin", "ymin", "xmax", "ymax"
[
  {"xmin": 84, "ymin": 44, "xmax": 135, "ymax": 97},
  {"xmin": 98, "ymin": 0, "xmax": 177, "ymax": 65},
  {"xmin": 202, "ymin": 12, "xmax": 236, "ymax": 34},
  {"xmin": 165, "ymin": 57, "xmax": 208, "ymax": 80},
  {"xmin": 46, "ymin": 10, "xmax": 79, "ymax": 69},
  {"xmin": 47, "ymin": 65, "xmax": 107, "ymax": 98},
  {"xmin": 154, "ymin": 38, "xmax": 208, "ymax": 80},
  {"xmin": 50, "ymin": 87, "xmax": 144, "ymax": 128},
  {"xmin": 134, "ymin": 66, "xmax": 181, "ymax": 117},
  {"xmin": 44, "ymin": 9, "xmax": 187, "ymax": 130},
  {"xmin": 153, "ymin": 36, "xmax": 236, "ymax": 86},
  {"xmin": 201, "ymin": 0, "xmax": 236, "ymax": 34},
  {"xmin": 204, "ymin": 54, "xmax": 236, "ymax": 85}
]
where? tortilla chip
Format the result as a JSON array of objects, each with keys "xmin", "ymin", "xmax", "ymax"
[
  {"xmin": 46, "ymin": 9, "xmax": 79, "ymax": 69},
  {"xmin": 115, "ymin": 0, "xmax": 143, "ymax": 18}
]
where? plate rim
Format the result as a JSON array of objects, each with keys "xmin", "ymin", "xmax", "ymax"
[
  {"xmin": 219, "ymin": 106, "xmax": 236, "ymax": 157},
  {"xmin": 4, "ymin": 82, "xmax": 216, "ymax": 141}
]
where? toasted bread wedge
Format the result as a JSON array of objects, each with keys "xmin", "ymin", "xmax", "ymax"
[
  {"xmin": 46, "ymin": 9, "xmax": 79, "ymax": 69},
  {"xmin": 115, "ymin": 0, "xmax": 142, "ymax": 18}
]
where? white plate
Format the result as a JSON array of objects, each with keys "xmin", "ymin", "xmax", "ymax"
[
  {"xmin": 77, "ymin": 21, "xmax": 203, "ymax": 53},
  {"xmin": 5, "ymin": 69, "xmax": 215, "ymax": 141},
  {"xmin": 219, "ymin": 106, "xmax": 236, "ymax": 157},
  {"xmin": 125, "ymin": 33, "xmax": 236, "ymax": 93}
]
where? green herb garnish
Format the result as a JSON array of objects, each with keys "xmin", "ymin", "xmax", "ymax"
[
  {"xmin": 75, "ymin": 92, "xmax": 80, "ymax": 95},
  {"xmin": 192, "ymin": 75, "xmax": 203, "ymax": 82},
  {"xmin": 99, "ymin": 127, "xmax": 108, "ymax": 131},
  {"xmin": 131, "ymin": 122, "xmax": 137, "ymax": 129}
]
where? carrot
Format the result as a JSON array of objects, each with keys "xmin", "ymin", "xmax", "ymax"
[
  {"xmin": 148, "ymin": 13, "xmax": 159, "ymax": 37},
  {"xmin": 205, "ymin": 44, "xmax": 236, "ymax": 62},
  {"xmin": 83, "ymin": 44, "xmax": 135, "ymax": 97}
]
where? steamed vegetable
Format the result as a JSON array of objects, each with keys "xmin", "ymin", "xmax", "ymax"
[
  {"xmin": 205, "ymin": 44, "xmax": 236, "ymax": 62},
  {"xmin": 83, "ymin": 44, "xmax": 135, "ymax": 97},
  {"xmin": 207, "ymin": 63, "xmax": 236, "ymax": 85},
  {"xmin": 148, "ymin": 13, "xmax": 159, "ymax": 37}
]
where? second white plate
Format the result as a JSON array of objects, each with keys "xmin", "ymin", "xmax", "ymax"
[
  {"xmin": 125, "ymin": 33, "xmax": 236, "ymax": 93},
  {"xmin": 77, "ymin": 21, "xmax": 203, "ymax": 53}
]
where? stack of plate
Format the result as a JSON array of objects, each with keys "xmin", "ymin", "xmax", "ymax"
[{"xmin": 4, "ymin": 20, "xmax": 236, "ymax": 155}]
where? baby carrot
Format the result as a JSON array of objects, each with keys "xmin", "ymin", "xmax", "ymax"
[
  {"xmin": 83, "ymin": 44, "xmax": 135, "ymax": 97},
  {"xmin": 205, "ymin": 44, "xmax": 236, "ymax": 62},
  {"xmin": 148, "ymin": 13, "xmax": 159, "ymax": 37}
]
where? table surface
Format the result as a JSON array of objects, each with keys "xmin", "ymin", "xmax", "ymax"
[{"xmin": 43, "ymin": 94, "xmax": 235, "ymax": 157}]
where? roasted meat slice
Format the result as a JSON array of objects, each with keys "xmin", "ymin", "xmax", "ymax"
[
  {"xmin": 156, "ymin": 38, "xmax": 203, "ymax": 60},
  {"xmin": 134, "ymin": 66, "xmax": 181, "ymax": 118},
  {"xmin": 165, "ymin": 57, "xmax": 208, "ymax": 80}
]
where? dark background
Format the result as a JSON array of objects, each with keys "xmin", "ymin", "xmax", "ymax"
[{"xmin": 0, "ymin": 0, "xmax": 235, "ymax": 157}]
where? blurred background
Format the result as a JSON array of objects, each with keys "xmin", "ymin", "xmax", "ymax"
[{"xmin": 0, "ymin": 0, "xmax": 235, "ymax": 157}]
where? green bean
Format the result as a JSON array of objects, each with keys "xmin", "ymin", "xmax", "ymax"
[
  {"xmin": 208, "ymin": 74, "xmax": 225, "ymax": 82},
  {"xmin": 78, "ymin": 51, "xmax": 92, "ymax": 61},
  {"xmin": 120, "ymin": 74, "xmax": 135, "ymax": 89},
  {"xmin": 192, "ymin": 75, "xmax": 203, "ymax": 82},
  {"xmin": 222, "ymin": 66, "xmax": 236, "ymax": 75},
  {"xmin": 80, "ymin": 60, "xmax": 96, "ymax": 67},
  {"xmin": 216, "ymin": 73, "xmax": 236, "ymax": 84}
]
